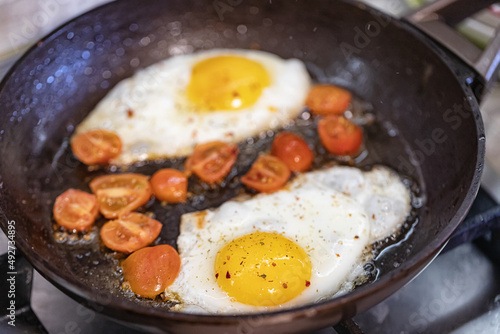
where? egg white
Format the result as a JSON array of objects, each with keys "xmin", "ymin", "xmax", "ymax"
[
  {"xmin": 74, "ymin": 49, "xmax": 311, "ymax": 164},
  {"xmin": 165, "ymin": 165, "xmax": 411, "ymax": 314}
]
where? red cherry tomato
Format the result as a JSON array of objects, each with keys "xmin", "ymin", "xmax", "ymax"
[
  {"xmin": 122, "ymin": 244, "xmax": 181, "ymax": 299},
  {"xmin": 185, "ymin": 141, "xmax": 239, "ymax": 184},
  {"xmin": 241, "ymin": 155, "xmax": 291, "ymax": 193},
  {"xmin": 89, "ymin": 173, "xmax": 152, "ymax": 219},
  {"xmin": 150, "ymin": 169, "xmax": 188, "ymax": 203},
  {"xmin": 53, "ymin": 189, "xmax": 99, "ymax": 231},
  {"xmin": 318, "ymin": 115, "xmax": 363, "ymax": 156},
  {"xmin": 305, "ymin": 84, "xmax": 352, "ymax": 115},
  {"xmin": 71, "ymin": 129, "xmax": 122, "ymax": 165},
  {"xmin": 271, "ymin": 132, "xmax": 314, "ymax": 172},
  {"xmin": 100, "ymin": 212, "xmax": 162, "ymax": 254}
]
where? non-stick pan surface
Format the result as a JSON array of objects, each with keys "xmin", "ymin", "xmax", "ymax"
[{"xmin": 0, "ymin": 0, "xmax": 484, "ymax": 333}]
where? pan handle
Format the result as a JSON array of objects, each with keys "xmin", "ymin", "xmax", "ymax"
[{"xmin": 405, "ymin": 0, "xmax": 500, "ymax": 96}]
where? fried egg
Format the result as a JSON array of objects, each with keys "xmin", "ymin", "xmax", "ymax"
[
  {"xmin": 74, "ymin": 49, "xmax": 311, "ymax": 164},
  {"xmin": 164, "ymin": 165, "xmax": 411, "ymax": 313}
]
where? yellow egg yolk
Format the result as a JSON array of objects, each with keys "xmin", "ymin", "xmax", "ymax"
[
  {"xmin": 215, "ymin": 232, "xmax": 312, "ymax": 306},
  {"xmin": 187, "ymin": 56, "xmax": 271, "ymax": 111}
]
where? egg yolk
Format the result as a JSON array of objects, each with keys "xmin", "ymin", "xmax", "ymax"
[
  {"xmin": 215, "ymin": 232, "xmax": 312, "ymax": 306},
  {"xmin": 187, "ymin": 56, "xmax": 271, "ymax": 111}
]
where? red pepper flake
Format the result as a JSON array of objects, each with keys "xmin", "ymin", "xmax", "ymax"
[
  {"xmin": 226, "ymin": 271, "xmax": 231, "ymax": 279},
  {"xmin": 215, "ymin": 273, "xmax": 219, "ymax": 279},
  {"xmin": 282, "ymin": 283, "xmax": 288, "ymax": 289},
  {"xmin": 372, "ymin": 214, "xmax": 376, "ymax": 219},
  {"xmin": 127, "ymin": 109, "xmax": 134, "ymax": 118},
  {"xmin": 272, "ymin": 262, "xmax": 276, "ymax": 267},
  {"xmin": 354, "ymin": 235, "xmax": 359, "ymax": 239},
  {"xmin": 336, "ymin": 253, "xmax": 340, "ymax": 257},
  {"xmin": 305, "ymin": 280, "xmax": 311, "ymax": 287},
  {"xmin": 227, "ymin": 255, "xmax": 230, "ymax": 261}
]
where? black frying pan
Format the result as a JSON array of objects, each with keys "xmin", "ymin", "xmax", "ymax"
[{"xmin": 0, "ymin": 0, "xmax": 494, "ymax": 333}]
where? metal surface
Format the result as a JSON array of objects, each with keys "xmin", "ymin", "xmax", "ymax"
[
  {"xmin": 354, "ymin": 242, "xmax": 500, "ymax": 333},
  {"xmin": 443, "ymin": 188, "xmax": 500, "ymax": 251},
  {"xmin": 0, "ymin": 0, "xmax": 488, "ymax": 333}
]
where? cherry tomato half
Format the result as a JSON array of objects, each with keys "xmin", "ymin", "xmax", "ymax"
[
  {"xmin": 185, "ymin": 141, "xmax": 239, "ymax": 184},
  {"xmin": 241, "ymin": 155, "xmax": 291, "ymax": 193},
  {"xmin": 89, "ymin": 173, "xmax": 152, "ymax": 219},
  {"xmin": 122, "ymin": 244, "xmax": 181, "ymax": 299},
  {"xmin": 71, "ymin": 129, "xmax": 122, "ymax": 165},
  {"xmin": 150, "ymin": 169, "xmax": 188, "ymax": 203},
  {"xmin": 53, "ymin": 189, "xmax": 99, "ymax": 231},
  {"xmin": 318, "ymin": 115, "xmax": 363, "ymax": 156},
  {"xmin": 305, "ymin": 84, "xmax": 352, "ymax": 115},
  {"xmin": 100, "ymin": 212, "xmax": 162, "ymax": 254},
  {"xmin": 271, "ymin": 132, "xmax": 314, "ymax": 172}
]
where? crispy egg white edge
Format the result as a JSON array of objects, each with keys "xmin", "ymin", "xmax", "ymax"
[
  {"xmin": 73, "ymin": 49, "xmax": 311, "ymax": 164},
  {"xmin": 164, "ymin": 165, "xmax": 411, "ymax": 314},
  {"xmin": 299, "ymin": 166, "xmax": 412, "ymax": 242}
]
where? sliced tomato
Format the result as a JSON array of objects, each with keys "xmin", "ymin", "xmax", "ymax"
[
  {"xmin": 122, "ymin": 244, "xmax": 181, "ymax": 299},
  {"xmin": 100, "ymin": 212, "xmax": 162, "ymax": 254},
  {"xmin": 89, "ymin": 173, "xmax": 152, "ymax": 219},
  {"xmin": 184, "ymin": 141, "xmax": 239, "ymax": 184},
  {"xmin": 305, "ymin": 84, "xmax": 352, "ymax": 115},
  {"xmin": 150, "ymin": 169, "xmax": 188, "ymax": 203},
  {"xmin": 271, "ymin": 132, "xmax": 314, "ymax": 172},
  {"xmin": 53, "ymin": 189, "xmax": 99, "ymax": 231},
  {"xmin": 71, "ymin": 129, "xmax": 122, "ymax": 165},
  {"xmin": 318, "ymin": 115, "xmax": 363, "ymax": 156},
  {"xmin": 241, "ymin": 155, "xmax": 291, "ymax": 193}
]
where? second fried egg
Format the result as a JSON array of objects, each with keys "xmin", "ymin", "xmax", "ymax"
[{"xmin": 164, "ymin": 165, "xmax": 411, "ymax": 314}]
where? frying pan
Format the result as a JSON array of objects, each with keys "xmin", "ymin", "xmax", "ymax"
[{"xmin": 0, "ymin": 0, "xmax": 496, "ymax": 333}]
